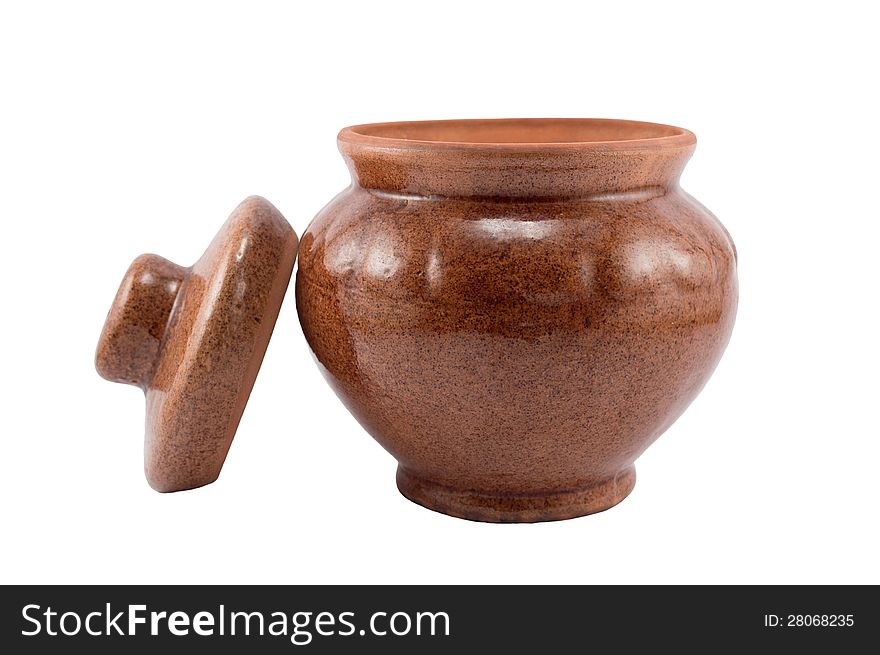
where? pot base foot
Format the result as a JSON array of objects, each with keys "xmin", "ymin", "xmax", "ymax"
[{"xmin": 396, "ymin": 465, "xmax": 636, "ymax": 523}]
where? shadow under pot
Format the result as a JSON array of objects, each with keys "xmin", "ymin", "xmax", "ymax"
[{"xmin": 296, "ymin": 118, "xmax": 738, "ymax": 522}]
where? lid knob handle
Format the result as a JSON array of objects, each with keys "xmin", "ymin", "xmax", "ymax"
[{"xmin": 95, "ymin": 254, "xmax": 187, "ymax": 388}]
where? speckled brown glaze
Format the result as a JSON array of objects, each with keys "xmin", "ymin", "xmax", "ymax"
[
  {"xmin": 296, "ymin": 118, "xmax": 738, "ymax": 522},
  {"xmin": 97, "ymin": 196, "xmax": 298, "ymax": 492}
]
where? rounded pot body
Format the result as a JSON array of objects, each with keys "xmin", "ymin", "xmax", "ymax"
[{"xmin": 296, "ymin": 119, "xmax": 738, "ymax": 521}]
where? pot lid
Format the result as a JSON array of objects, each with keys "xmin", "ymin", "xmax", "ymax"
[{"xmin": 95, "ymin": 196, "xmax": 298, "ymax": 492}]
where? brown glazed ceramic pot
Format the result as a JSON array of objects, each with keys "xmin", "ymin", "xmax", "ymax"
[{"xmin": 296, "ymin": 119, "xmax": 737, "ymax": 522}]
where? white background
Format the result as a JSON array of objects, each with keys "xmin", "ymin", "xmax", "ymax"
[{"xmin": 1, "ymin": 0, "xmax": 877, "ymax": 585}]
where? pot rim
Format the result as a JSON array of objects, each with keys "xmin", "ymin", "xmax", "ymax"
[{"xmin": 339, "ymin": 118, "xmax": 696, "ymax": 153}]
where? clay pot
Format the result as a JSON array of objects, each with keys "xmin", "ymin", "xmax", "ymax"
[{"xmin": 296, "ymin": 119, "xmax": 737, "ymax": 522}]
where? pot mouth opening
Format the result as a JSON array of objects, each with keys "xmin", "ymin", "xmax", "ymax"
[{"xmin": 340, "ymin": 118, "xmax": 695, "ymax": 151}]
